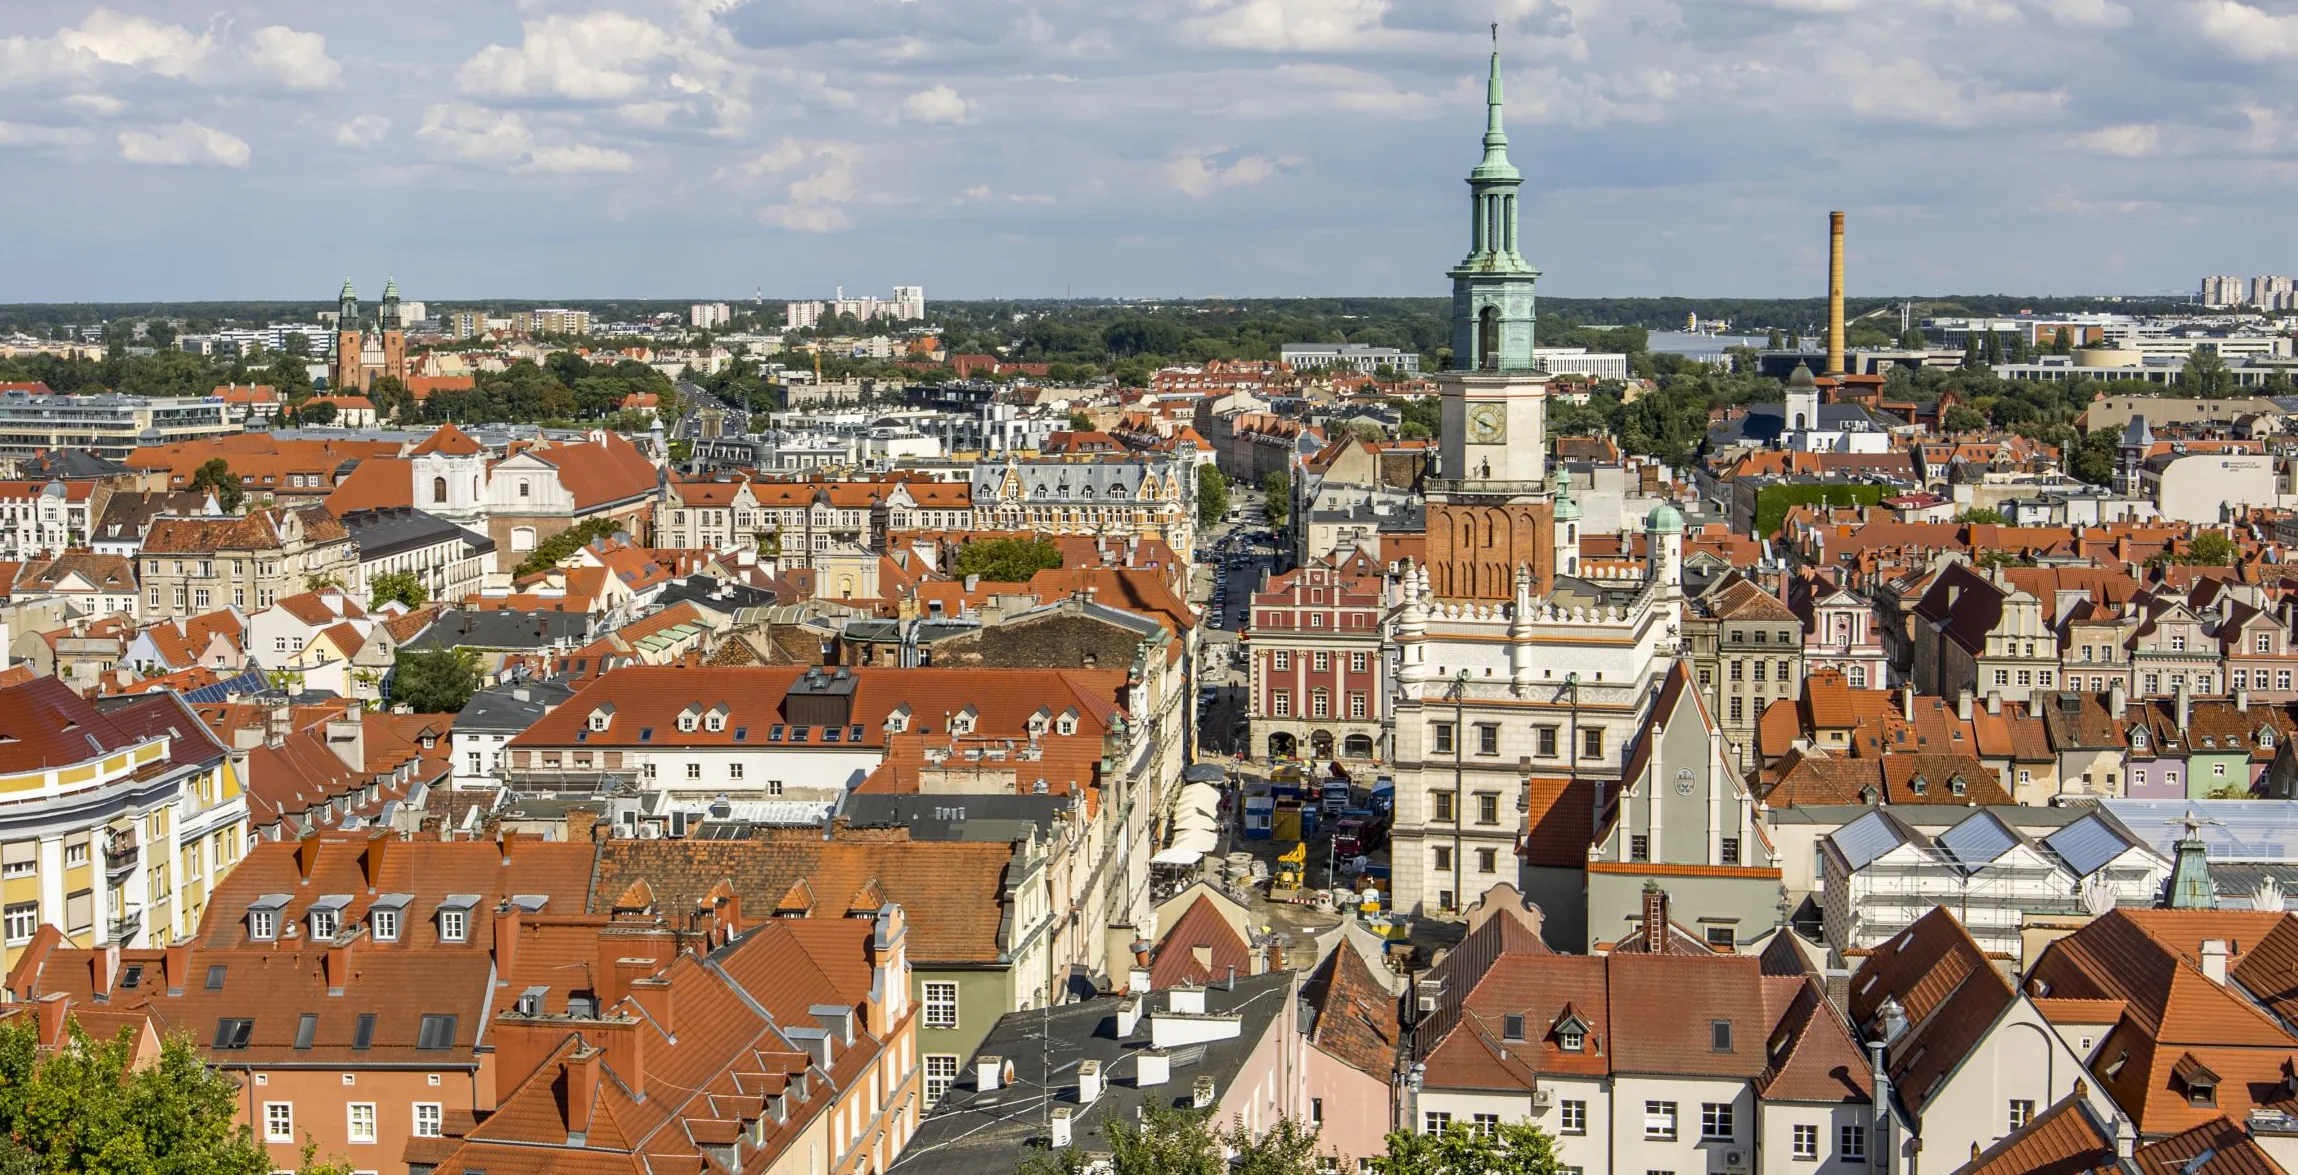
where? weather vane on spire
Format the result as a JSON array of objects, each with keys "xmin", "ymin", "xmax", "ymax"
[{"xmin": 1491, "ymin": 21, "xmax": 1499, "ymax": 43}]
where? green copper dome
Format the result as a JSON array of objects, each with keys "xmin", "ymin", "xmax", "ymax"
[
  {"xmin": 1553, "ymin": 470, "xmax": 1582, "ymax": 522},
  {"xmin": 1646, "ymin": 502, "xmax": 1684, "ymax": 534}
]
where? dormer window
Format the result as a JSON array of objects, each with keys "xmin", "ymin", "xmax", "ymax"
[
  {"xmin": 2134, "ymin": 730, "xmax": 2149, "ymax": 750},
  {"xmin": 246, "ymin": 894, "xmax": 288, "ymax": 942},
  {"xmin": 308, "ymin": 895, "xmax": 349, "ymax": 941},
  {"xmin": 588, "ymin": 704, "xmax": 614, "ymax": 732},
  {"xmin": 704, "ymin": 706, "xmax": 728, "ymax": 733},
  {"xmin": 371, "ymin": 908, "xmax": 398, "ymax": 942},
  {"xmin": 437, "ymin": 896, "xmax": 477, "ymax": 944},
  {"xmin": 1910, "ymin": 774, "xmax": 1929, "ymax": 797},
  {"xmin": 2264, "ymin": 730, "xmax": 2277, "ymax": 749},
  {"xmin": 1057, "ymin": 711, "xmax": 1079, "ymax": 737},
  {"xmin": 676, "ymin": 708, "xmax": 699, "ymax": 733},
  {"xmin": 1948, "ymin": 776, "xmax": 1967, "ymax": 797},
  {"xmin": 1560, "ymin": 1027, "xmax": 1585, "ymax": 1052}
]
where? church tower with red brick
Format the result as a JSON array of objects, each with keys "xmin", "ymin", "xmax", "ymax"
[
  {"xmin": 1422, "ymin": 40, "xmax": 1557, "ymax": 602},
  {"xmin": 330, "ymin": 276, "xmax": 407, "ymax": 394}
]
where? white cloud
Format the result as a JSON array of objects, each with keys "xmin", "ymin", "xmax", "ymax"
[
  {"xmin": 2030, "ymin": 0, "xmax": 2132, "ymax": 28},
  {"xmin": 900, "ymin": 84, "xmax": 972, "ymax": 123},
  {"xmin": 117, "ymin": 120, "xmax": 250, "ymax": 167},
  {"xmin": 2068, "ymin": 122, "xmax": 2159, "ymax": 156},
  {"xmin": 0, "ymin": 122, "xmax": 85, "ymax": 147},
  {"xmin": 1828, "ymin": 54, "xmax": 2065, "ymax": 127},
  {"xmin": 1169, "ymin": 151, "xmax": 1281, "ymax": 197},
  {"xmin": 0, "ymin": 9, "xmax": 339, "ymax": 90},
  {"xmin": 1187, "ymin": 0, "xmax": 1391, "ymax": 50},
  {"xmin": 336, "ymin": 114, "xmax": 392, "ymax": 147},
  {"xmin": 416, "ymin": 103, "xmax": 634, "ymax": 172},
  {"xmin": 61, "ymin": 93, "xmax": 125, "ymax": 116},
  {"xmin": 459, "ymin": 13, "xmax": 674, "ymax": 101},
  {"xmin": 733, "ymin": 137, "xmax": 861, "ymax": 232},
  {"xmin": 2197, "ymin": 0, "xmax": 2298, "ymax": 60},
  {"xmin": 242, "ymin": 26, "xmax": 342, "ymax": 89}
]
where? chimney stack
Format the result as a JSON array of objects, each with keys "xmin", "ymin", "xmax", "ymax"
[
  {"xmin": 1827, "ymin": 211, "xmax": 1847, "ymax": 377},
  {"xmin": 1642, "ymin": 882, "xmax": 1669, "ymax": 953},
  {"xmin": 2201, "ymin": 938, "xmax": 2229, "ymax": 985}
]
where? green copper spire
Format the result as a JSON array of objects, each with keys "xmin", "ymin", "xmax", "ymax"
[
  {"xmin": 2166, "ymin": 810, "xmax": 2217, "ymax": 909},
  {"xmin": 339, "ymin": 276, "xmax": 357, "ymax": 300},
  {"xmin": 1473, "ymin": 31, "xmax": 1518, "ymax": 182},
  {"xmin": 1448, "ymin": 31, "xmax": 1538, "ymax": 372},
  {"xmin": 382, "ymin": 275, "xmax": 400, "ymax": 300}
]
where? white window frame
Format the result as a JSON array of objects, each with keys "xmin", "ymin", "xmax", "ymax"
[
  {"xmin": 370, "ymin": 908, "xmax": 399, "ymax": 943},
  {"xmin": 921, "ymin": 980, "xmax": 959, "ymax": 1029},
  {"xmin": 413, "ymin": 1102, "xmax": 442, "ymax": 1138},
  {"xmin": 438, "ymin": 908, "xmax": 467, "ymax": 943},
  {"xmin": 347, "ymin": 1102, "xmax": 377, "ymax": 1144},
  {"xmin": 923, "ymin": 1055, "xmax": 959, "ymax": 1105},
  {"xmin": 264, "ymin": 1101, "xmax": 294, "ymax": 1143},
  {"xmin": 1792, "ymin": 1123, "xmax": 1818, "ymax": 1160},
  {"xmin": 1644, "ymin": 1101, "xmax": 1676, "ymax": 1140},
  {"xmin": 1559, "ymin": 1099, "xmax": 1586, "ymax": 1135}
]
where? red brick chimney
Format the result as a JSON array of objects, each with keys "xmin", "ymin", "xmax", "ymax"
[
  {"xmin": 295, "ymin": 832, "xmax": 322, "ymax": 885},
  {"xmin": 565, "ymin": 1047, "xmax": 601, "ymax": 1134},
  {"xmin": 589, "ymin": 1018, "xmax": 646, "ymax": 1101},
  {"xmin": 164, "ymin": 942, "xmax": 190, "ymax": 996},
  {"xmin": 35, "ymin": 993, "xmax": 67, "ymax": 1047},
  {"xmin": 493, "ymin": 901, "xmax": 522, "ymax": 981},
  {"xmin": 324, "ymin": 942, "xmax": 353, "ymax": 997},
  {"xmin": 629, "ymin": 976, "xmax": 676, "ymax": 1036},
  {"xmin": 360, "ymin": 833, "xmax": 390, "ymax": 892},
  {"xmin": 1642, "ymin": 883, "xmax": 1669, "ymax": 954}
]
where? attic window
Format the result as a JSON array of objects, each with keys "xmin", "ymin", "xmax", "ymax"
[
  {"xmin": 1909, "ymin": 775, "xmax": 1928, "ymax": 797},
  {"xmin": 1711, "ymin": 1020, "xmax": 1733, "ymax": 1052},
  {"xmin": 705, "ymin": 709, "xmax": 727, "ymax": 733},
  {"xmin": 638, "ymin": 727, "xmax": 654, "ymax": 743},
  {"xmin": 1559, "ymin": 1026, "xmax": 1584, "ymax": 1052},
  {"xmin": 213, "ymin": 1018, "xmax": 254, "ymax": 1050},
  {"xmin": 733, "ymin": 726, "xmax": 749, "ymax": 743},
  {"xmin": 294, "ymin": 1013, "xmax": 319, "ymax": 1051},
  {"xmin": 352, "ymin": 1013, "xmax": 376, "ymax": 1051},
  {"xmin": 823, "ymin": 726, "xmax": 841, "ymax": 744},
  {"xmin": 588, "ymin": 710, "xmax": 612, "ymax": 732},
  {"xmin": 416, "ymin": 1014, "xmax": 457, "ymax": 1051},
  {"xmin": 676, "ymin": 713, "xmax": 698, "ymax": 733},
  {"xmin": 2134, "ymin": 731, "xmax": 2149, "ymax": 750},
  {"xmin": 120, "ymin": 964, "xmax": 143, "ymax": 989},
  {"xmin": 1948, "ymin": 776, "xmax": 1967, "ymax": 797},
  {"xmin": 1057, "ymin": 715, "xmax": 1078, "ymax": 736},
  {"xmin": 206, "ymin": 965, "xmax": 226, "ymax": 991},
  {"xmin": 1502, "ymin": 1014, "xmax": 1525, "ymax": 1041}
]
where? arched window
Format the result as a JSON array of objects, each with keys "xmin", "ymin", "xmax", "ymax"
[
  {"xmin": 511, "ymin": 526, "xmax": 536, "ymax": 552},
  {"xmin": 432, "ymin": 476, "xmax": 448, "ymax": 504},
  {"xmin": 1479, "ymin": 306, "xmax": 1500, "ymax": 371}
]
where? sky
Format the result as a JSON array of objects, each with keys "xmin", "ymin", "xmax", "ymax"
[{"xmin": 0, "ymin": 0, "xmax": 2283, "ymax": 302}]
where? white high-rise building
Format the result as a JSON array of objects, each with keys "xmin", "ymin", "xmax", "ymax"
[
  {"xmin": 691, "ymin": 302, "xmax": 733, "ymax": 329},
  {"xmin": 2253, "ymin": 276, "xmax": 2296, "ymax": 309},
  {"xmin": 783, "ymin": 286, "xmax": 924, "ymax": 330},
  {"xmin": 2201, "ymin": 275, "xmax": 2251, "ymax": 307}
]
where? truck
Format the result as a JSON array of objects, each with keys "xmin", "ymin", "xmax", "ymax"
[{"xmin": 1332, "ymin": 812, "xmax": 1388, "ymax": 861}]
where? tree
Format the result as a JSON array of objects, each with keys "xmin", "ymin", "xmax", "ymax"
[
  {"xmin": 389, "ymin": 648, "xmax": 481, "ymax": 713},
  {"xmin": 1954, "ymin": 507, "xmax": 2008, "ymax": 525},
  {"xmin": 1345, "ymin": 419, "xmax": 1387, "ymax": 442},
  {"xmin": 1263, "ymin": 469, "xmax": 1290, "ymax": 530},
  {"xmin": 297, "ymin": 399, "xmax": 339, "ymax": 426},
  {"xmin": 1069, "ymin": 410, "xmax": 1095, "ymax": 431},
  {"xmin": 1019, "ymin": 1106, "xmax": 1325, "ymax": 1175},
  {"xmin": 1941, "ymin": 404, "xmax": 1989, "ymax": 433},
  {"xmin": 515, "ymin": 516, "xmax": 627, "ymax": 577},
  {"xmin": 1900, "ymin": 327, "xmax": 1929, "ymax": 350},
  {"xmin": 1374, "ymin": 1120, "xmax": 1562, "ymax": 1175},
  {"xmin": 2051, "ymin": 327, "xmax": 2074, "ymax": 355},
  {"xmin": 2184, "ymin": 530, "xmax": 2238, "ymax": 566},
  {"xmin": 953, "ymin": 537, "xmax": 1064, "ymax": 583},
  {"xmin": 0, "ymin": 1012, "xmax": 276, "ymax": 1175},
  {"xmin": 188, "ymin": 457, "xmax": 245, "ymax": 513},
  {"xmin": 2071, "ymin": 426, "xmax": 2119, "ymax": 485},
  {"xmin": 1197, "ymin": 464, "xmax": 1229, "ymax": 528},
  {"xmin": 1766, "ymin": 328, "xmax": 1785, "ymax": 350},
  {"xmin": 368, "ymin": 570, "xmax": 428, "ymax": 611},
  {"xmin": 2182, "ymin": 347, "xmax": 2232, "ymax": 398},
  {"xmin": 369, "ymin": 374, "xmax": 413, "ymax": 422}
]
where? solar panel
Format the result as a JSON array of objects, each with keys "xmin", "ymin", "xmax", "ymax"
[
  {"xmin": 2046, "ymin": 814, "xmax": 2131, "ymax": 877},
  {"xmin": 1829, "ymin": 810, "xmax": 1907, "ymax": 872},
  {"xmin": 1937, "ymin": 811, "xmax": 2018, "ymax": 871}
]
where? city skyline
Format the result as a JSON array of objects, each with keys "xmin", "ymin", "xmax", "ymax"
[{"xmin": 0, "ymin": 0, "xmax": 2287, "ymax": 302}]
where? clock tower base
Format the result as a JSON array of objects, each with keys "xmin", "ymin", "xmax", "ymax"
[{"xmin": 1425, "ymin": 486, "xmax": 1556, "ymax": 602}]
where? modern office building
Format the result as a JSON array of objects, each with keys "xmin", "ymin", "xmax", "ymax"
[
  {"xmin": 1280, "ymin": 342, "xmax": 1423, "ymax": 374},
  {"xmin": 0, "ymin": 389, "xmax": 234, "ymax": 461}
]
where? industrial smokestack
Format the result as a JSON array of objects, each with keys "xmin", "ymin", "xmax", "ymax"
[{"xmin": 1827, "ymin": 210, "xmax": 1847, "ymax": 376}]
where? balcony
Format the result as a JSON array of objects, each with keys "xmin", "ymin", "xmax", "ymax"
[{"xmin": 103, "ymin": 832, "xmax": 138, "ymax": 880}]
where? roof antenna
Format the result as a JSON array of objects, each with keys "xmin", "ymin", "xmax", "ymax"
[{"xmin": 1491, "ymin": 21, "xmax": 1498, "ymax": 44}]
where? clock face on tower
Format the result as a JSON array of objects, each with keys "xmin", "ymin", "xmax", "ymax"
[{"xmin": 1467, "ymin": 403, "xmax": 1507, "ymax": 444}]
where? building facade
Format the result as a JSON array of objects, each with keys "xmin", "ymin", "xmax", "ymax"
[
  {"xmin": 1246, "ymin": 566, "xmax": 1386, "ymax": 762},
  {"xmin": 138, "ymin": 506, "xmax": 357, "ymax": 622}
]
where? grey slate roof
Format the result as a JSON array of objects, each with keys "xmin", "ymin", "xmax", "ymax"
[
  {"xmin": 889, "ymin": 973, "xmax": 1295, "ymax": 1175},
  {"xmin": 403, "ymin": 609, "xmax": 594, "ymax": 651},
  {"xmin": 453, "ymin": 679, "xmax": 578, "ymax": 735},
  {"xmin": 339, "ymin": 505, "xmax": 493, "ymax": 561}
]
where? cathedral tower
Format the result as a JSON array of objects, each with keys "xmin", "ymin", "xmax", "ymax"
[
  {"xmin": 332, "ymin": 277, "xmax": 363, "ymax": 394},
  {"xmin": 1424, "ymin": 40, "xmax": 1557, "ymax": 602}
]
